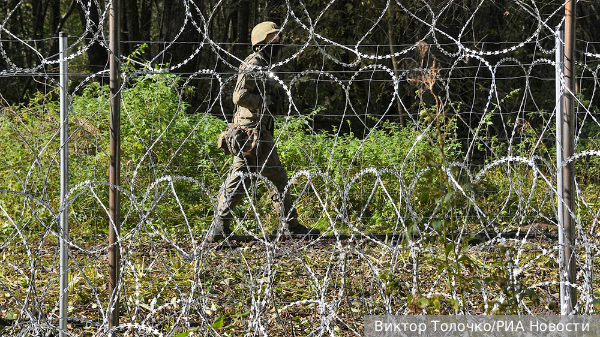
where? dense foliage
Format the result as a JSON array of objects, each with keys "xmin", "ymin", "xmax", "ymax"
[
  {"xmin": 0, "ymin": 75, "xmax": 450, "ymax": 234},
  {"xmin": 4, "ymin": 72, "xmax": 599, "ymax": 236},
  {"xmin": 2, "ymin": 0, "xmax": 599, "ymax": 136}
]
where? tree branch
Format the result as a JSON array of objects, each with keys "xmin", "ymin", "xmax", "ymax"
[{"xmin": 57, "ymin": 0, "xmax": 77, "ymax": 33}]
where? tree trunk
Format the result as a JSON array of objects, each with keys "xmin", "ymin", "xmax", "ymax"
[
  {"xmin": 387, "ymin": 5, "xmax": 405, "ymax": 126},
  {"xmin": 236, "ymin": 0, "xmax": 250, "ymax": 56},
  {"xmin": 48, "ymin": 0, "xmax": 60, "ymax": 59},
  {"xmin": 578, "ymin": 2, "xmax": 600, "ymax": 55},
  {"xmin": 79, "ymin": 2, "xmax": 108, "ymax": 74},
  {"xmin": 139, "ymin": 0, "xmax": 152, "ymax": 43},
  {"xmin": 124, "ymin": 0, "xmax": 141, "ymax": 56},
  {"xmin": 160, "ymin": 0, "xmax": 200, "ymax": 74},
  {"xmin": 31, "ymin": 0, "xmax": 45, "ymax": 40}
]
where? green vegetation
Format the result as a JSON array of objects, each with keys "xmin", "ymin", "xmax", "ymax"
[
  {"xmin": 2, "ymin": 72, "xmax": 600, "ymax": 336},
  {"xmin": 2, "ymin": 72, "xmax": 600, "ymax": 235},
  {"xmin": 3, "ymin": 1, "xmax": 600, "ymax": 335},
  {"xmin": 1, "ymin": 73, "xmax": 454, "ymax": 236}
]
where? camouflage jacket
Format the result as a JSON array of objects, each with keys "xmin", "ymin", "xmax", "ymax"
[{"xmin": 232, "ymin": 50, "xmax": 283, "ymax": 130}]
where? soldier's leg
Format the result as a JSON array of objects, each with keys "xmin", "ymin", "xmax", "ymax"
[
  {"xmin": 217, "ymin": 155, "xmax": 253, "ymax": 220},
  {"xmin": 209, "ymin": 156, "xmax": 251, "ymax": 241},
  {"xmin": 267, "ymin": 168, "xmax": 300, "ymax": 228},
  {"xmin": 263, "ymin": 158, "xmax": 319, "ymax": 235},
  {"xmin": 254, "ymin": 130, "xmax": 299, "ymax": 227},
  {"xmin": 256, "ymin": 132, "xmax": 318, "ymax": 235}
]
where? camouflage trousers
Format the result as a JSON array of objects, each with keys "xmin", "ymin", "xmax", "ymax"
[{"xmin": 215, "ymin": 128, "xmax": 299, "ymax": 227}]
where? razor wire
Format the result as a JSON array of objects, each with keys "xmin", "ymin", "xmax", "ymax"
[{"xmin": 1, "ymin": 0, "xmax": 600, "ymax": 336}]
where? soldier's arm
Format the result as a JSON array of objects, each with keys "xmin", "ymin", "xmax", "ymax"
[
  {"xmin": 269, "ymin": 79, "xmax": 286, "ymax": 115},
  {"xmin": 233, "ymin": 57, "xmax": 266, "ymax": 110}
]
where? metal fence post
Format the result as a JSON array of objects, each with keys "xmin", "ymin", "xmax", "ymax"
[
  {"xmin": 555, "ymin": 24, "xmax": 565, "ymax": 315},
  {"xmin": 555, "ymin": 23, "xmax": 572, "ymax": 316},
  {"xmin": 108, "ymin": 0, "xmax": 121, "ymax": 331},
  {"xmin": 59, "ymin": 31, "xmax": 69, "ymax": 337},
  {"xmin": 562, "ymin": 0, "xmax": 577, "ymax": 314}
]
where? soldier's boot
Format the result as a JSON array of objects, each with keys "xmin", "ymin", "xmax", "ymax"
[
  {"xmin": 206, "ymin": 217, "xmax": 237, "ymax": 242},
  {"xmin": 285, "ymin": 218, "xmax": 321, "ymax": 236},
  {"xmin": 269, "ymin": 186, "xmax": 320, "ymax": 237}
]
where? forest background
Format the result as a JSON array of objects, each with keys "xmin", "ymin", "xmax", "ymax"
[
  {"xmin": 3, "ymin": 0, "xmax": 600, "ymax": 128},
  {"xmin": 2, "ymin": 0, "xmax": 600, "ymax": 232}
]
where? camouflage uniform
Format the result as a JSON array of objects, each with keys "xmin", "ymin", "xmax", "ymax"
[
  {"xmin": 214, "ymin": 49, "xmax": 300, "ymax": 229},
  {"xmin": 207, "ymin": 21, "xmax": 322, "ymax": 242}
]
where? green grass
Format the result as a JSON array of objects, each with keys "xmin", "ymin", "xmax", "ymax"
[{"xmin": 1, "ymin": 74, "xmax": 600, "ymax": 335}]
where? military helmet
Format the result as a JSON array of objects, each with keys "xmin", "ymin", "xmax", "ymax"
[{"xmin": 251, "ymin": 21, "xmax": 280, "ymax": 47}]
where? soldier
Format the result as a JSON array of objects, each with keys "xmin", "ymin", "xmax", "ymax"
[{"xmin": 208, "ymin": 21, "xmax": 320, "ymax": 241}]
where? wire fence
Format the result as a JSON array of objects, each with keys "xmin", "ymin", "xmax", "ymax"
[{"xmin": 1, "ymin": 0, "xmax": 600, "ymax": 336}]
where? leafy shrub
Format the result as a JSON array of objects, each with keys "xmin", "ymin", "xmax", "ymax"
[
  {"xmin": 3, "ymin": 75, "xmax": 577, "ymax": 236},
  {"xmin": 274, "ymin": 112, "xmax": 459, "ymax": 233},
  {"xmin": 0, "ymin": 73, "xmax": 230, "ymax": 235}
]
